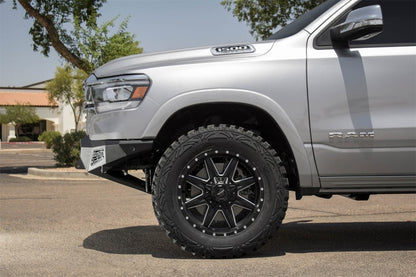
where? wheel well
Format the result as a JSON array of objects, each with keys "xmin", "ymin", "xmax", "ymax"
[{"xmin": 153, "ymin": 103, "xmax": 300, "ymax": 192}]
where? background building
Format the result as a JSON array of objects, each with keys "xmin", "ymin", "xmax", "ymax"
[{"xmin": 0, "ymin": 80, "xmax": 83, "ymax": 141}]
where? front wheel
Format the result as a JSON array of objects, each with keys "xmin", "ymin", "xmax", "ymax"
[{"xmin": 152, "ymin": 125, "xmax": 288, "ymax": 258}]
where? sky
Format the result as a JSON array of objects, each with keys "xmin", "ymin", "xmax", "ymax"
[{"xmin": 0, "ymin": 0, "xmax": 253, "ymax": 87}]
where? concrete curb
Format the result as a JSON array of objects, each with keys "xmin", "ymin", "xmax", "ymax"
[
  {"xmin": 0, "ymin": 148, "xmax": 50, "ymax": 152},
  {"xmin": 27, "ymin": 167, "xmax": 100, "ymax": 179}
]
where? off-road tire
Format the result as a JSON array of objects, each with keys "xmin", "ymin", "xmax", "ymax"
[{"xmin": 152, "ymin": 124, "xmax": 289, "ymax": 258}]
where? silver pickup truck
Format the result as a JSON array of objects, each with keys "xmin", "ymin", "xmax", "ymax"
[{"xmin": 80, "ymin": 0, "xmax": 415, "ymax": 257}]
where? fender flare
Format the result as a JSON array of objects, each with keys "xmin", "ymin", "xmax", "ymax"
[{"xmin": 142, "ymin": 88, "xmax": 317, "ymax": 189}]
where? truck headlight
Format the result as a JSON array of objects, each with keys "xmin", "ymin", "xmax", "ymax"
[{"xmin": 84, "ymin": 74, "xmax": 150, "ymax": 113}]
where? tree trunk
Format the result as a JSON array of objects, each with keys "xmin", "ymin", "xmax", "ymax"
[
  {"xmin": 17, "ymin": 0, "xmax": 89, "ymax": 73},
  {"xmin": 75, "ymin": 109, "xmax": 83, "ymax": 132}
]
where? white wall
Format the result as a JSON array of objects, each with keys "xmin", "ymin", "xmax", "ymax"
[
  {"xmin": 35, "ymin": 106, "xmax": 60, "ymax": 127},
  {"xmin": 58, "ymin": 103, "xmax": 86, "ymax": 133},
  {"xmin": 0, "ymin": 102, "xmax": 86, "ymax": 141}
]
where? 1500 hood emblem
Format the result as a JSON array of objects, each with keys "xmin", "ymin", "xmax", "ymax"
[{"xmin": 211, "ymin": 45, "xmax": 255, "ymax": 56}]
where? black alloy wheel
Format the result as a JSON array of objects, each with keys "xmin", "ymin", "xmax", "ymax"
[{"xmin": 177, "ymin": 149, "xmax": 264, "ymax": 237}]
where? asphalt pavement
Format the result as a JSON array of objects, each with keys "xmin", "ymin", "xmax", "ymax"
[
  {"xmin": 0, "ymin": 144, "xmax": 55, "ymax": 173},
  {"xmin": 0, "ymin": 143, "xmax": 97, "ymax": 178},
  {"xmin": 1, "ymin": 146, "xmax": 415, "ymax": 276},
  {"xmin": 0, "ymin": 142, "xmax": 46, "ymax": 150}
]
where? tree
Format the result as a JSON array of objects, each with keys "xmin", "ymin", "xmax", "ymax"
[
  {"xmin": 45, "ymin": 14, "xmax": 143, "ymax": 130},
  {"xmin": 221, "ymin": 0, "xmax": 325, "ymax": 40},
  {"xmin": 8, "ymin": 0, "xmax": 142, "ymax": 73},
  {"xmin": 46, "ymin": 65, "xmax": 86, "ymax": 131},
  {"xmin": 0, "ymin": 103, "xmax": 40, "ymax": 137},
  {"xmin": 12, "ymin": 0, "xmax": 106, "ymax": 73},
  {"xmin": 74, "ymin": 15, "xmax": 142, "ymax": 73}
]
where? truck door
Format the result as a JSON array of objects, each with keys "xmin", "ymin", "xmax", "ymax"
[{"xmin": 307, "ymin": 0, "xmax": 416, "ymax": 190}]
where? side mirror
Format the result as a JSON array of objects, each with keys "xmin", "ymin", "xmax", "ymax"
[{"xmin": 330, "ymin": 5, "xmax": 383, "ymax": 45}]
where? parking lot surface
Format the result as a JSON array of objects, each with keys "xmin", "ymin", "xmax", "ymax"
[
  {"xmin": 1, "ymin": 150, "xmax": 415, "ymax": 276},
  {"xmin": 0, "ymin": 146, "xmax": 55, "ymax": 174}
]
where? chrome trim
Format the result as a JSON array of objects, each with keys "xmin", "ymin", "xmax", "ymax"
[
  {"xmin": 211, "ymin": 45, "xmax": 255, "ymax": 56},
  {"xmin": 329, "ymin": 131, "xmax": 375, "ymax": 140},
  {"xmin": 86, "ymin": 74, "xmax": 150, "ymax": 86}
]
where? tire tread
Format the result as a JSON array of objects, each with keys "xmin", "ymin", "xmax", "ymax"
[{"xmin": 152, "ymin": 124, "xmax": 289, "ymax": 258}]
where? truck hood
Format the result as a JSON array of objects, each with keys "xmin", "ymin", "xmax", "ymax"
[{"xmin": 93, "ymin": 41, "xmax": 275, "ymax": 78}]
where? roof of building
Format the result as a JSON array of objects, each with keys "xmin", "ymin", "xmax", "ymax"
[
  {"xmin": 22, "ymin": 79, "xmax": 52, "ymax": 89},
  {"xmin": 0, "ymin": 91, "xmax": 58, "ymax": 107}
]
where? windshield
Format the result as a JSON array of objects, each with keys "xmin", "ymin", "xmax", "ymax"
[{"xmin": 267, "ymin": 0, "xmax": 343, "ymax": 40}]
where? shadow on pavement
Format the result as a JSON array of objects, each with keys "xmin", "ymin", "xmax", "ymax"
[
  {"xmin": 83, "ymin": 225, "xmax": 194, "ymax": 259},
  {"xmin": 83, "ymin": 221, "xmax": 416, "ymax": 259},
  {"xmin": 265, "ymin": 220, "xmax": 416, "ymax": 254},
  {"xmin": 0, "ymin": 165, "xmax": 56, "ymax": 174}
]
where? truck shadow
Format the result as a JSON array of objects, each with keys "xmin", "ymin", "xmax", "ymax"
[{"xmin": 83, "ymin": 221, "xmax": 416, "ymax": 259}]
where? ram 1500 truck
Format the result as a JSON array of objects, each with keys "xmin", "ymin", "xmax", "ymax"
[{"xmin": 80, "ymin": 0, "xmax": 416, "ymax": 257}]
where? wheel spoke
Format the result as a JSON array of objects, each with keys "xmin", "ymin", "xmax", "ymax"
[
  {"xmin": 184, "ymin": 194, "xmax": 206, "ymax": 209},
  {"xmin": 222, "ymin": 207, "xmax": 237, "ymax": 228},
  {"xmin": 235, "ymin": 176, "xmax": 256, "ymax": 191},
  {"xmin": 234, "ymin": 196, "xmax": 256, "ymax": 211},
  {"xmin": 179, "ymin": 147, "xmax": 264, "ymax": 235},
  {"xmin": 185, "ymin": 174, "xmax": 207, "ymax": 191},
  {"xmin": 202, "ymin": 206, "xmax": 217, "ymax": 227},
  {"xmin": 222, "ymin": 158, "xmax": 238, "ymax": 178},
  {"xmin": 204, "ymin": 157, "xmax": 219, "ymax": 179}
]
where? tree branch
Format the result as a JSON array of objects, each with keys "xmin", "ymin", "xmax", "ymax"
[{"xmin": 17, "ymin": 0, "xmax": 89, "ymax": 73}]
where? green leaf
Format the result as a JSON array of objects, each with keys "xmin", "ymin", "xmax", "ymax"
[
  {"xmin": 13, "ymin": 0, "xmax": 142, "ymax": 73},
  {"xmin": 0, "ymin": 103, "xmax": 40, "ymax": 125},
  {"xmin": 221, "ymin": 0, "xmax": 326, "ymax": 40},
  {"xmin": 46, "ymin": 65, "xmax": 87, "ymax": 131},
  {"xmin": 73, "ymin": 15, "xmax": 143, "ymax": 72}
]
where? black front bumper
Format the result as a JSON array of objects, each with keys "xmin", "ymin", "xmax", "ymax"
[{"xmin": 79, "ymin": 136, "xmax": 154, "ymax": 193}]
